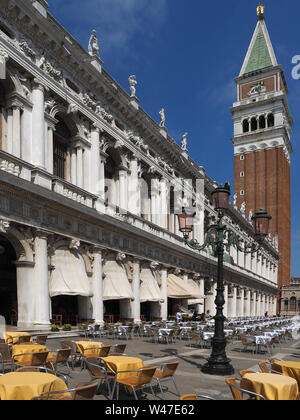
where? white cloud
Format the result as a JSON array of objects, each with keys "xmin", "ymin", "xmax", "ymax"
[{"xmin": 56, "ymin": 0, "xmax": 168, "ymax": 60}]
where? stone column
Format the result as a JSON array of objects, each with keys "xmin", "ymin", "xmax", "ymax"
[
  {"xmin": 160, "ymin": 178, "xmax": 168, "ymax": 229},
  {"xmin": 251, "ymin": 291, "xmax": 257, "ymax": 317},
  {"xmin": 129, "ymin": 156, "xmax": 140, "ymax": 216},
  {"xmin": 32, "ymin": 80, "xmax": 46, "ymax": 169},
  {"xmin": 6, "ymin": 108, "xmax": 13, "ymax": 154},
  {"xmin": 12, "ymin": 104, "xmax": 21, "ymax": 158},
  {"xmin": 91, "ymin": 248, "xmax": 104, "ymax": 325},
  {"xmin": 227, "ymin": 286, "xmax": 237, "ymax": 318},
  {"xmin": 76, "ymin": 146, "xmax": 83, "ymax": 189},
  {"xmin": 119, "ymin": 167, "xmax": 128, "ymax": 213},
  {"xmin": 71, "ymin": 147, "xmax": 77, "ymax": 185},
  {"xmin": 223, "ymin": 284, "xmax": 228, "ymax": 318},
  {"xmin": 160, "ymin": 268, "xmax": 168, "ymax": 321},
  {"xmin": 15, "ymin": 261, "xmax": 35, "ymax": 329},
  {"xmin": 90, "ymin": 126, "xmax": 100, "ymax": 195},
  {"xmin": 47, "ymin": 125, "xmax": 54, "ymax": 174},
  {"xmin": 20, "ymin": 105, "xmax": 33, "ymax": 164},
  {"xmin": 130, "ymin": 258, "xmax": 141, "ymax": 324},
  {"xmin": 236, "ymin": 288, "xmax": 243, "ymax": 317},
  {"xmin": 205, "ymin": 279, "xmax": 216, "ymax": 317},
  {"xmin": 245, "ymin": 289, "xmax": 251, "ymax": 317},
  {"xmin": 34, "ymin": 231, "xmax": 51, "ymax": 328}
]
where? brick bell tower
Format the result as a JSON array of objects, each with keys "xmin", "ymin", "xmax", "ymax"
[{"xmin": 231, "ymin": 5, "xmax": 293, "ymax": 290}]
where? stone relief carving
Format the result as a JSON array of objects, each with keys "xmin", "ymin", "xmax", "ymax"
[
  {"xmin": 0, "ymin": 219, "xmax": 10, "ymax": 233},
  {"xmin": 19, "ymin": 38, "xmax": 36, "ymax": 60}
]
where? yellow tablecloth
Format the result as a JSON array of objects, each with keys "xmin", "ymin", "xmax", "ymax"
[
  {"xmin": 102, "ymin": 356, "xmax": 144, "ymax": 380},
  {"xmin": 12, "ymin": 344, "xmax": 52, "ymax": 363},
  {"xmin": 272, "ymin": 361, "xmax": 300, "ymax": 388},
  {"xmin": 75, "ymin": 341, "xmax": 104, "ymax": 357},
  {"xmin": 0, "ymin": 372, "xmax": 68, "ymax": 400},
  {"xmin": 4, "ymin": 332, "xmax": 32, "ymax": 345},
  {"xmin": 241, "ymin": 373, "xmax": 299, "ymax": 401}
]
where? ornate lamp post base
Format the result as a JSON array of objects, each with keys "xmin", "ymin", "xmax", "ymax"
[
  {"xmin": 201, "ymin": 337, "xmax": 234, "ymax": 376},
  {"xmin": 201, "ymin": 358, "xmax": 234, "ymax": 377}
]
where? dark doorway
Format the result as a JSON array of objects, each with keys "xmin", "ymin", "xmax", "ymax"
[
  {"xmin": 141, "ymin": 302, "xmax": 151, "ymax": 322},
  {"xmin": 51, "ymin": 295, "xmax": 79, "ymax": 326},
  {"xmin": 104, "ymin": 300, "xmax": 120, "ymax": 323},
  {"xmin": 0, "ymin": 236, "xmax": 17, "ymax": 325}
]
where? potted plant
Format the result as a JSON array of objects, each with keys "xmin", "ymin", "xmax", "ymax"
[
  {"xmin": 51, "ymin": 324, "xmax": 59, "ymax": 332},
  {"xmin": 62, "ymin": 324, "xmax": 72, "ymax": 331}
]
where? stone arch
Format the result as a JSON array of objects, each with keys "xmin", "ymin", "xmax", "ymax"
[{"xmin": 1, "ymin": 226, "xmax": 34, "ymax": 263}]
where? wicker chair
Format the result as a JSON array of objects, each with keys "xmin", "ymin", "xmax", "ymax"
[
  {"xmin": 77, "ymin": 344, "xmax": 111, "ymax": 370},
  {"xmin": 0, "ymin": 343, "xmax": 14, "ymax": 373},
  {"xmin": 46, "ymin": 348, "xmax": 72, "ymax": 377},
  {"xmin": 153, "ymin": 361, "xmax": 180, "ymax": 399},
  {"xmin": 258, "ymin": 361, "xmax": 284, "ymax": 375},
  {"xmin": 109, "ymin": 344, "xmax": 127, "ymax": 356},
  {"xmin": 239, "ymin": 335, "xmax": 257, "ymax": 354},
  {"xmin": 110, "ymin": 366, "xmax": 158, "ymax": 400},
  {"xmin": 225, "ymin": 377, "xmax": 266, "ymax": 400},
  {"xmin": 61, "ymin": 340, "xmax": 81, "ymax": 368},
  {"xmin": 32, "ymin": 381, "xmax": 99, "ymax": 400},
  {"xmin": 85, "ymin": 357, "xmax": 114, "ymax": 395},
  {"xmin": 17, "ymin": 335, "xmax": 32, "ymax": 344},
  {"xmin": 180, "ymin": 393, "xmax": 217, "ymax": 400},
  {"xmin": 35, "ymin": 335, "xmax": 48, "ymax": 345},
  {"xmin": 13, "ymin": 351, "xmax": 49, "ymax": 370}
]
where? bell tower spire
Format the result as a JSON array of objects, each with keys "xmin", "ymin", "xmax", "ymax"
[{"xmin": 231, "ymin": 7, "xmax": 293, "ymax": 292}]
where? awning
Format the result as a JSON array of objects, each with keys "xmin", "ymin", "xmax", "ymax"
[
  {"xmin": 103, "ymin": 260, "xmax": 134, "ymax": 301},
  {"xmin": 167, "ymin": 275, "xmax": 204, "ymax": 300},
  {"xmin": 140, "ymin": 268, "xmax": 162, "ymax": 303},
  {"xmin": 49, "ymin": 248, "xmax": 92, "ymax": 297}
]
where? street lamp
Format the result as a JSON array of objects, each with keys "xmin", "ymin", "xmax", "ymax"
[{"xmin": 177, "ymin": 183, "xmax": 271, "ymax": 376}]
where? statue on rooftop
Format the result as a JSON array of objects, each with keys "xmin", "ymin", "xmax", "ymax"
[
  {"xmin": 88, "ymin": 30, "xmax": 100, "ymax": 57},
  {"xmin": 159, "ymin": 108, "xmax": 165, "ymax": 128},
  {"xmin": 128, "ymin": 75, "xmax": 137, "ymax": 97},
  {"xmin": 181, "ymin": 132, "xmax": 188, "ymax": 150}
]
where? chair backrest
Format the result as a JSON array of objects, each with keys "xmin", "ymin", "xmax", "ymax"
[
  {"xmin": 31, "ymin": 351, "xmax": 49, "ymax": 366},
  {"xmin": 225, "ymin": 377, "xmax": 243, "ymax": 400},
  {"xmin": 36, "ymin": 335, "xmax": 48, "ymax": 345},
  {"xmin": 135, "ymin": 367, "xmax": 157, "ymax": 387},
  {"xmin": 61, "ymin": 341, "xmax": 77, "ymax": 353},
  {"xmin": 0, "ymin": 343, "xmax": 11, "ymax": 359},
  {"xmin": 161, "ymin": 361, "xmax": 179, "ymax": 378},
  {"xmin": 56, "ymin": 348, "xmax": 72, "ymax": 363},
  {"xmin": 239, "ymin": 370, "xmax": 253, "ymax": 377},
  {"xmin": 72, "ymin": 381, "xmax": 99, "ymax": 400},
  {"xmin": 258, "ymin": 362, "xmax": 269, "ymax": 373},
  {"xmin": 85, "ymin": 358, "xmax": 106, "ymax": 379},
  {"xmin": 94, "ymin": 325, "xmax": 100, "ymax": 332},
  {"xmin": 18, "ymin": 336, "xmax": 32, "ymax": 344},
  {"xmin": 97, "ymin": 346, "xmax": 111, "ymax": 357},
  {"xmin": 110, "ymin": 344, "xmax": 126, "ymax": 354}
]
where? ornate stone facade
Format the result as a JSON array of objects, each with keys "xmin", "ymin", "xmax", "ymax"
[{"xmin": 0, "ymin": 0, "xmax": 279, "ymax": 330}]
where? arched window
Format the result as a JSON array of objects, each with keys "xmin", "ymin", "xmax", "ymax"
[
  {"xmin": 290, "ymin": 296, "xmax": 297, "ymax": 311},
  {"xmin": 53, "ymin": 119, "xmax": 71, "ymax": 180},
  {"xmin": 259, "ymin": 115, "xmax": 266, "ymax": 129},
  {"xmin": 251, "ymin": 117, "xmax": 258, "ymax": 131},
  {"xmin": 242, "ymin": 119, "xmax": 249, "ymax": 133},
  {"xmin": 267, "ymin": 113, "xmax": 275, "ymax": 128},
  {"xmin": 104, "ymin": 148, "xmax": 121, "ymax": 207},
  {"xmin": 140, "ymin": 173, "xmax": 151, "ymax": 221}
]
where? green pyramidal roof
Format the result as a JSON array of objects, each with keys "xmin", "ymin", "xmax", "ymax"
[{"xmin": 244, "ymin": 26, "xmax": 273, "ymax": 74}]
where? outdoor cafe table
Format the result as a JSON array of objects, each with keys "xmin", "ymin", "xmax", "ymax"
[
  {"xmin": 12, "ymin": 344, "xmax": 52, "ymax": 363},
  {"xmin": 4, "ymin": 332, "xmax": 32, "ymax": 345},
  {"xmin": 75, "ymin": 341, "xmax": 104, "ymax": 357},
  {"xmin": 0, "ymin": 372, "xmax": 68, "ymax": 400},
  {"xmin": 240, "ymin": 373, "xmax": 299, "ymax": 400},
  {"xmin": 272, "ymin": 361, "xmax": 300, "ymax": 388},
  {"xmin": 102, "ymin": 355, "xmax": 144, "ymax": 380}
]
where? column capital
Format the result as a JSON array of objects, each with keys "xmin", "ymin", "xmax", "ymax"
[
  {"xmin": 34, "ymin": 229, "xmax": 51, "ymax": 240},
  {"xmin": 32, "ymin": 78, "xmax": 46, "ymax": 92}
]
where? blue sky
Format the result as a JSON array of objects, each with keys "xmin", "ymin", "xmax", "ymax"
[{"xmin": 48, "ymin": 0, "xmax": 300, "ymax": 275}]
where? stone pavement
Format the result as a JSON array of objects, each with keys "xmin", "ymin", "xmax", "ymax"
[{"xmin": 44, "ymin": 331, "xmax": 300, "ymax": 401}]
